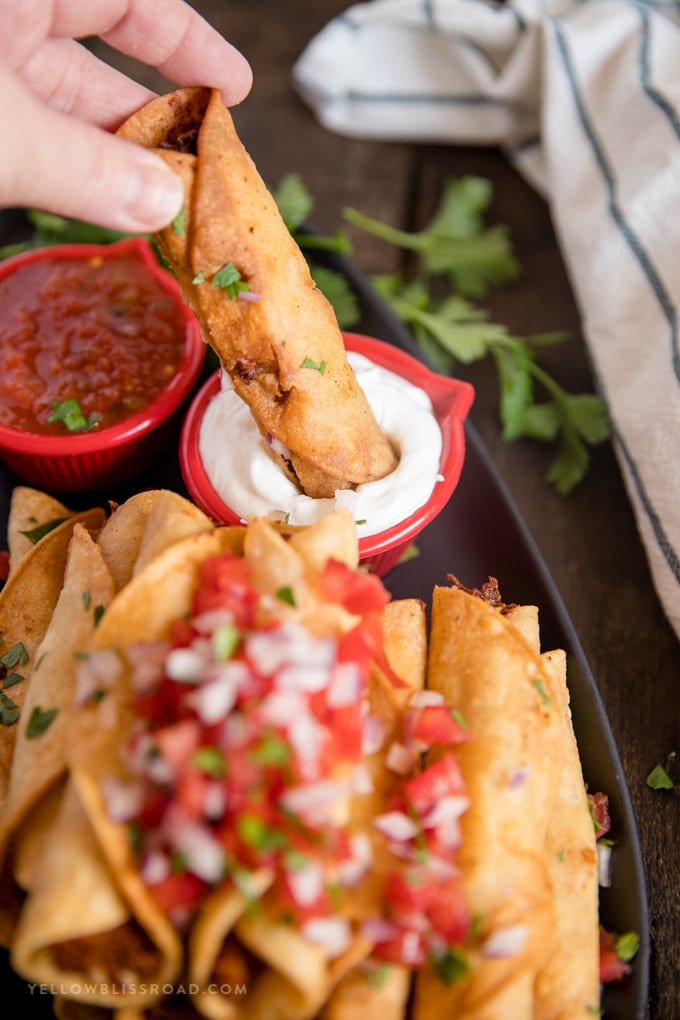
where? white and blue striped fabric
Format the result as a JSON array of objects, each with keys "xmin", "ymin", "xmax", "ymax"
[{"xmin": 293, "ymin": 0, "xmax": 680, "ymax": 642}]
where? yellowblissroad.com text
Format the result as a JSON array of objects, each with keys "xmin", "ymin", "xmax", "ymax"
[{"xmin": 27, "ymin": 982, "xmax": 248, "ymax": 997}]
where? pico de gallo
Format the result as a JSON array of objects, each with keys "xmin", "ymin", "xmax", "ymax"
[
  {"xmin": 84, "ymin": 550, "xmax": 476, "ymax": 980},
  {"xmin": 0, "ymin": 241, "xmax": 187, "ymax": 435}
]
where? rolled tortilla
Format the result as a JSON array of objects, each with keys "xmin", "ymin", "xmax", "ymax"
[
  {"xmin": 11, "ymin": 778, "xmax": 180, "ymax": 1009},
  {"xmin": 413, "ymin": 585, "xmax": 564, "ymax": 1019},
  {"xmin": 118, "ymin": 87, "xmax": 397, "ymax": 498}
]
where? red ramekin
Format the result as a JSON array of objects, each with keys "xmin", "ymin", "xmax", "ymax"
[
  {"xmin": 180, "ymin": 332, "xmax": 474, "ymax": 576},
  {"xmin": 0, "ymin": 238, "xmax": 205, "ymax": 493}
]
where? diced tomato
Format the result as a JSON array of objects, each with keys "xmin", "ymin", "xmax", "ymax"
[
  {"xmin": 171, "ymin": 616, "xmax": 195, "ymax": 648},
  {"xmin": 319, "ymin": 559, "xmax": 389, "ymax": 616},
  {"xmin": 148, "ymin": 869, "xmax": 206, "ymax": 918},
  {"xmin": 410, "ymin": 705, "xmax": 471, "ymax": 749},
  {"xmin": 154, "ymin": 718, "xmax": 201, "ymax": 772},
  {"xmin": 589, "ymin": 791, "xmax": 611, "ymax": 839},
  {"xmin": 599, "ymin": 928, "xmax": 631, "ymax": 983},
  {"xmin": 195, "ymin": 554, "xmax": 258, "ymax": 627},
  {"xmin": 176, "ymin": 767, "xmax": 214, "ymax": 821},
  {"xmin": 372, "ymin": 928, "xmax": 426, "ymax": 967},
  {"xmin": 386, "ymin": 871, "xmax": 470, "ymax": 945},
  {"xmin": 424, "ymin": 877, "xmax": 471, "ymax": 944},
  {"xmin": 324, "ymin": 702, "xmax": 363, "ymax": 763},
  {"xmin": 405, "ymin": 753, "xmax": 466, "ymax": 815},
  {"xmin": 0, "ymin": 550, "xmax": 10, "ymax": 584}
]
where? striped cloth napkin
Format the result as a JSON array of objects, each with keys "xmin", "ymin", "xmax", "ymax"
[{"xmin": 293, "ymin": 0, "xmax": 680, "ymax": 642}]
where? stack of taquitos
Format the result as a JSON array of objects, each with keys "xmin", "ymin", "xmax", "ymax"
[
  {"xmin": 0, "ymin": 494, "xmax": 602, "ymax": 1019},
  {"xmin": 117, "ymin": 88, "xmax": 397, "ymax": 499}
]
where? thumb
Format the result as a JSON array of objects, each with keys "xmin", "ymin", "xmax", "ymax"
[{"xmin": 0, "ymin": 65, "xmax": 184, "ymax": 232}]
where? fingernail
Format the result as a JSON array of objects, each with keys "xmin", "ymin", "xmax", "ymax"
[{"xmin": 120, "ymin": 155, "xmax": 184, "ymax": 232}]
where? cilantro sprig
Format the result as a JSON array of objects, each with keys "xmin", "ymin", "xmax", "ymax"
[{"xmin": 343, "ymin": 177, "xmax": 610, "ymax": 494}]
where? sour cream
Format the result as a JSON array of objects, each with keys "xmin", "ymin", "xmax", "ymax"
[{"xmin": 198, "ymin": 352, "xmax": 443, "ymax": 538}]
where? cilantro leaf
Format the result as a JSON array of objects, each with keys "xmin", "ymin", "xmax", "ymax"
[
  {"xmin": 646, "ymin": 763, "xmax": 674, "ymax": 790},
  {"xmin": 212, "ymin": 262, "xmax": 249, "ymax": 298},
  {"xmin": 26, "ymin": 705, "xmax": 58, "ymax": 738},
  {"xmin": 345, "ymin": 176, "xmax": 520, "ymax": 297},
  {"xmin": 273, "ymin": 173, "xmax": 314, "ymax": 231},
  {"xmin": 47, "ymin": 398, "xmax": 99, "ymax": 433}
]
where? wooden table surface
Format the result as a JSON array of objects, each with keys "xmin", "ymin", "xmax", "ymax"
[{"xmin": 90, "ymin": 3, "xmax": 678, "ymax": 1017}]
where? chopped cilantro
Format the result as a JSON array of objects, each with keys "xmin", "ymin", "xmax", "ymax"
[
  {"xmin": 343, "ymin": 175, "xmax": 610, "ymax": 494},
  {"xmin": 615, "ymin": 931, "xmax": 640, "ymax": 963},
  {"xmin": 170, "ymin": 849, "xmax": 187, "ymax": 874},
  {"xmin": 192, "ymin": 745, "xmax": 226, "ymax": 777},
  {"xmin": 300, "ymin": 356, "xmax": 327, "ymax": 374},
  {"xmin": 397, "ymin": 542, "xmax": 420, "ymax": 565},
  {"xmin": 47, "ymin": 398, "xmax": 99, "ymax": 433},
  {"xmin": 192, "ymin": 271, "xmax": 206, "ymax": 284},
  {"xmin": 213, "ymin": 623, "xmax": 240, "ymax": 661},
  {"xmin": 171, "ymin": 205, "xmax": 185, "ymax": 236},
  {"xmin": 93, "ymin": 605, "xmax": 105, "ymax": 628},
  {"xmin": 363, "ymin": 962, "xmax": 392, "ymax": 989},
  {"xmin": 276, "ymin": 585, "xmax": 296, "ymax": 606},
  {"xmin": 646, "ymin": 763, "xmax": 674, "ymax": 790},
  {"xmin": 82, "ymin": 591, "xmax": 91, "ymax": 610},
  {"xmin": 237, "ymin": 814, "xmax": 287, "ymax": 852},
  {"xmin": 250, "ymin": 733, "xmax": 291, "ymax": 766},
  {"xmin": 283, "ymin": 849, "xmax": 309, "ymax": 871},
  {"xmin": 0, "ymin": 690, "xmax": 20, "ymax": 726},
  {"xmin": 533, "ymin": 676, "xmax": 552, "ymax": 706},
  {"xmin": 212, "ymin": 262, "xmax": 249, "ymax": 298},
  {"xmin": 452, "ymin": 707, "xmax": 468, "ymax": 730},
  {"xmin": 20, "ymin": 517, "xmax": 69, "ymax": 544},
  {"xmin": 26, "ymin": 705, "xmax": 58, "ymax": 738},
  {"xmin": 0, "ymin": 642, "xmax": 29, "ymax": 668},
  {"xmin": 429, "ymin": 945, "xmax": 470, "ymax": 985},
  {"xmin": 2, "ymin": 672, "xmax": 24, "ymax": 690}
]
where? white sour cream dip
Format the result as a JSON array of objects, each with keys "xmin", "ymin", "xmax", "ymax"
[{"xmin": 198, "ymin": 351, "xmax": 443, "ymax": 538}]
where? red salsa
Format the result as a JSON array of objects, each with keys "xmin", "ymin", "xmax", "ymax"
[{"xmin": 0, "ymin": 247, "xmax": 187, "ymax": 435}]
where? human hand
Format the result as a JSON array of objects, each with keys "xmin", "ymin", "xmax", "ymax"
[{"xmin": 0, "ymin": 0, "xmax": 252, "ymax": 232}]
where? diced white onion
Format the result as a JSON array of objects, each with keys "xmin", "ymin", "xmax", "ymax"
[
  {"xmin": 266, "ymin": 433, "xmax": 291, "ymax": 458},
  {"xmin": 101, "ymin": 778, "xmax": 145, "ymax": 822},
  {"xmin": 169, "ymin": 812, "xmax": 226, "ymax": 883},
  {"xmin": 288, "ymin": 712, "xmax": 328, "ymax": 767},
  {"xmin": 597, "ymin": 842, "xmax": 612, "ymax": 888},
  {"xmin": 203, "ymin": 781, "xmax": 227, "ymax": 820},
  {"xmin": 408, "ymin": 690, "xmax": 445, "ymax": 709},
  {"xmin": 302, "ymin": 917, "xmax": 351, "ymax": 958},
  {"xmin": 140, "ymin": 851, "xmax": 170, "ymax": 885},
  {"xmin": 127, "ymin": 641, "xmax": 169, "ymax": 693},
  {"xmin": 75, "ymin": 648, "xmax": 123, "ymax": 704},
  {"xmin": 188, "ymin": 669, "xmax": 240, "ymax": 724},
  {"xmin": 259, "ymin": 689, "xmax": 307, "ymax": 727},
  {"xmin": 287, "ymin": 859, "xmax": 324, "ymax": 906},
  {"xmin": 326, "ymin": 662, "xmax": 362, "ymax": 708},
  {"xmin": 482, "ymin": 925, "xmax": 529, "ymax": 958},
  {"xmin": 165, "ymin": 647, "xmax": 204, "ymax": 683},
  {"xmin": 280, "ymin": 780, "xmax": 350, "ymax": 824},
  {"xmin": 362, "ymin": 714, "xmax": 386, "ymax": 755},
  {"xmin": 192, "ymin": 609, "xmax": 235, "ymax": 635},
  {"xmin": 508, "ymin": 765, "xmax": 533, "ymax": 789},
  {"xmin": 360, "ymin": 917, "xmax": 400, "ymax": 943},
  {"xmin": 338, "ymin": 832, "xmax": 373, "ymax": 887},
  {"xmin": 385, "ymin": 741, "xmax": 418, "ymax": 775},
  {"xmin": 421, "ymin": 795, "xmax": 470, "ymax": 829},
  {"xmin": 373, "ymin": 811, "xmax": 419, "ymax": 842},
  {"xmin": 277, "ymin": 663, "xmax": 331, "ymax": 693}
]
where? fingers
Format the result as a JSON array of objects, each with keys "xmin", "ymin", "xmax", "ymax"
[
  {"xmin": 0, "ymin": 64, "xmax": 184, "ymax": 233},
  {"xmin": 19, "ymin": 37, "xmax": 157, "ymax": 130},
  {"xmin": 52, "ymin": 0, "xmax": 253, "ymax": 106}
]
